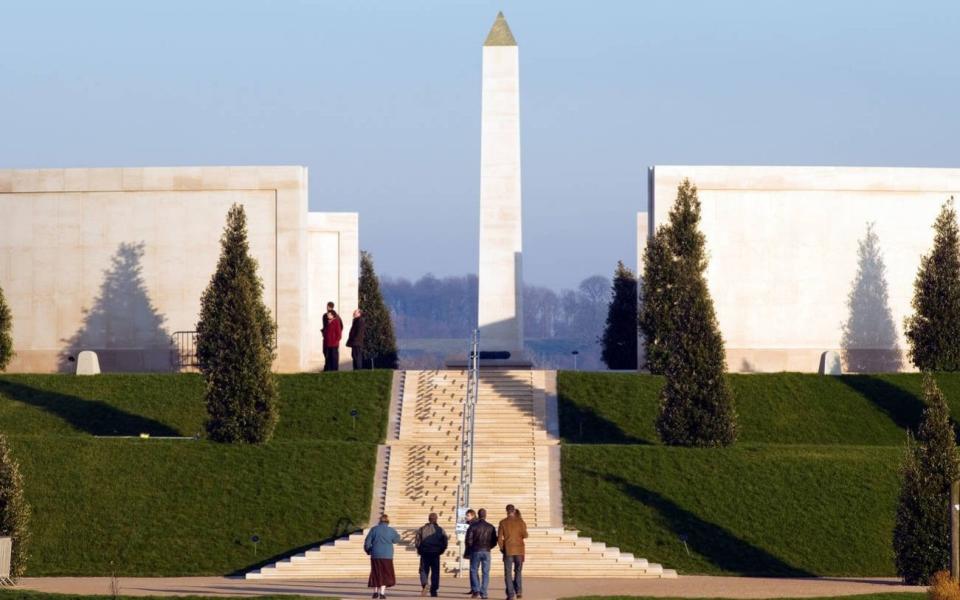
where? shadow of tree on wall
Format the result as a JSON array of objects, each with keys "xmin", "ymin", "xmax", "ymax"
[
  {"xmin": 840, "ymin": 223, "xmax": 903, "ymax": 373},
  {"xmin": 58, "ymin": 242, "xmax": 172, "ymax": 373}
]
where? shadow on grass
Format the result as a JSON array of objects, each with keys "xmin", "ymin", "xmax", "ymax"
[
  {"xmin": 838, "ymin": 375, "xmax": 928, "ymax": 435},
  {"xmin": 0, "ymin": 379, "xmax": 181, "ymax": 436},
  {"xmin": 584, "ymin": 468, "xmax": 814, "ymax": 576},
  {"xmin": 557, "ymin": 393, "xmax": 651, "ymax": 444},
  {"xmin": 234, "ymin": 517, "xmax": 361, "ymax": 576}
]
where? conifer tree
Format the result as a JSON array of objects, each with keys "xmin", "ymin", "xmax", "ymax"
[
  {"xmin": 0, "ymin": 434, "xmax": 30, "ymax": 580},
  {"xmin": 905, "ymin": 197, "xmax": 960, "ymax": 371},
  {"xmin": 647, "ymin": 179, "xmax": 737, "ymax": 446},
  {"xmin": 600, "ymin": 261, "xmax": 638, "ymax": 369},
  {"xmin": 0, "ymin": 284, "xmax": 12, "ymax": 371},
  {"xmin": 893, "ymin": 374, "xmax": 960, "ymax": 584},
  {"xmin": 196, "ymin": 204, "xmax": 278, "ymax": 443},
  {"xmin": 638, "ymin": 228, "xmax": 675, "ymax": 374},
  {"xmin": 359, "ymin": 251, "xmax": 399, "ymax": 369}
]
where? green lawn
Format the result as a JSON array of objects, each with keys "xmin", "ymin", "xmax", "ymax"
[
  {"xmin": 562, "ymin": 444, "xmax": 900, "ymax": 576},
  {"xmin": 2, "ymin": 369, "xmax": 950, "ymax": 578},
  {"xmin": 556, "ymin": 371, "xmax": 960, "ymax": 577},
  {"xmin": 558, "ymin": 371, "xmax": 960, "ymax": 445},
  {"xmin": 0, "ymin": 371, "xmax": 392, "ymax": 442},
  {"xmin": 0, "ymin": 371, "xmax": 392, "ymax": 576}
]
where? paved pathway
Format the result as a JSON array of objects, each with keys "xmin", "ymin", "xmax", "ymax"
[{"xmin": 17, "ymin": 576, "xmax": 925, "ymax": 599}]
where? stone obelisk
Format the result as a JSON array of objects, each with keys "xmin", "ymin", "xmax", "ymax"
[{"xmin": 477, "ymin": 12, "xmax": 525, "ymax": 361}]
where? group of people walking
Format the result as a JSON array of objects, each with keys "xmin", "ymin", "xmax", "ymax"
[
  {"xmin": 364, "ymin": 505, "xmax": 528, "ymax": 600},
  {"xmin": 321, "ymin": 302, "xmax": 365, "ymax": 371}
]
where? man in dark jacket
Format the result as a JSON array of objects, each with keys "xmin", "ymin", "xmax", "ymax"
[
  {"xmin": 346, "ymin": 309, "xmax": 366, "ymax": 370},
  {"xmin": 414, "ymin": 513, "xmax": 448, "ymax": 597},
  {"xmin": 464, "ymin": 508, "xmax": 497, "ymax": 599},
  {"xmin": 321, "ymin": 302, "xmax": 343, "ymax": 371}
]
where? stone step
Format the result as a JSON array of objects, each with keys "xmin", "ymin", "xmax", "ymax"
[{"xmin": 248, "ymin": 370, "xmax": 672, "ymax": 581}]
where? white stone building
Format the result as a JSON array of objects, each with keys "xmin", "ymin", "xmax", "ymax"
[
  {"xmin": 640, "ymin": 165, "xmax": 960, "ymax": 373},
  {"xmin": 0, "ymin": 166, "xmax": 358, "ymax": 373}
]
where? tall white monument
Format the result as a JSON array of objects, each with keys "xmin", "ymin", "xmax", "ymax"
[{"xmin": 478, "ymin": 12, "xmax": 525, "ymax": 360}]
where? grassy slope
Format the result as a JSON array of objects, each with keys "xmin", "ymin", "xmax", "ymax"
[
  {"xmin": 0, "ymin": 371, "xmax": 392, "ymax": 576},
  {"xmin": 0, "ymin": 372, "xmax": 392, "ymax": 442},
  {"xmin": 563, "ymin": 444, "xmax": 900, "ymax": 576},
  {"xmin": 557, "ymin": 372, "xmax": 960, "ymax": 576},
  {"xmin": 558, "ymin": 371, "xmax": 960, "ymax": 445}
]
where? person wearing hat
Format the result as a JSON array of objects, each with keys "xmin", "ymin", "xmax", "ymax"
[{"xmin": 364, "ymin": 514, "xmax": 401, "ymax": 599}]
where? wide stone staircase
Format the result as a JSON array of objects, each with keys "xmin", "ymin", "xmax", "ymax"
[{"xmin": 247, "ymin": 370, "xmax": 675, "ymax": 579}]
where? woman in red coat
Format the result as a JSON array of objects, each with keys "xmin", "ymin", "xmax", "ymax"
[{"xmin": 321, "ymin": 302, "xmax": 344, "ymax": 371}]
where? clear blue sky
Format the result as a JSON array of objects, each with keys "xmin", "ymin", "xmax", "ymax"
[{"xmin": 2, "ymin": 1, "xmax": 958, "ymax": 290}]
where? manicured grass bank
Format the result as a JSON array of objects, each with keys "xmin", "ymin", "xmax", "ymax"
[
  {"xmin": 16, "ymin": 438, "xmax": 376, "ymax": 576},
  {"xmin": 557, "ymin": 372, "xmax": 960, "ymax": 577},
  {"xmin": 0, "ymin": 372, "xmax": 392, "ymax": 441},
  {"xmin": 562, "ymin": 444, "xmax": 900, "ymax": 576},
  {"xmin": 0, "ymin": 371, "xmax": 392, "ymax": 576},
  {"xmin": 558, "ymin": 371, "xmax": 960, "ymax": 445}
]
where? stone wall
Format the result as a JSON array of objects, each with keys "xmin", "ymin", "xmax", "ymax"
[
  {"xmin": 0, "ymin": 166, "xmax": 356, "ymax": 373},
  {"xmin": 307, "ymin": 213, "xmax": 360, "ymax": 371},
  {"xmin": 642, "ymin": 165, "xmax": 960, "ymax": 373}
]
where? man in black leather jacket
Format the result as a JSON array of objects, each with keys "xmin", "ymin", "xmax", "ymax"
[{"xmin": 464, "ymin": 508, "xmax": 498, "ymax": 599}]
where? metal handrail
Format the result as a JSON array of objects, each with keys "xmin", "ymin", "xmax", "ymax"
[
  {"xmin": 171, "ymin": 331, "xmax": 199, "ymax": 369},
  {"xmin": 171, "ymin": 327, "xmax": 279, "ymax": 370},
  {"xmin": 455, "ymin": 329, "xmax": 480, "ymax": 576}
]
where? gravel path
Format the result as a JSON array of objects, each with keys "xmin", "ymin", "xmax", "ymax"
[{"xmin": 17, "ymin": 575, "xmax": 925, "ymax": 599}]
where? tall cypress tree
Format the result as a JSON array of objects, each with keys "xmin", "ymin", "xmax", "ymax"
[
  {"xmin": 196, "ymin": 204, "xmax": 278, "ymax": 443},
  {"xmin": 650, "ymin": 179, "xmax": 737, "ymax": 447},
  {"xmin": 600, "ymin": 261, "xmax": 638, "ymax": 370},
  {"xmin": 359, "ymin": 251, "xmax": 399, "ymax": 369},
  {"xmin": 905, "ymin": 197, "xmax": 960, "ymax": 371},
  {"xmin": 0, "ymin": 434, "xmax": 30, "ymax": 580},
  {"xmin": 0, "ymin": 284, "xmax": 12, "ymax": 371},
  {"xmin": 638, "ymin": 228, "xmax": 675, "ymax": 374},
  {"xmin": 893, "ymin": 374, "xmax": 960, "ymax": 584}
]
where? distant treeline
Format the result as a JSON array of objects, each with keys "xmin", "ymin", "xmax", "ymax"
[{"xmin": 380, "ymin": 273, "xmax": 612, "ymax": 369}]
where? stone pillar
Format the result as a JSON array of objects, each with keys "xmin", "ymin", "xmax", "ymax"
[{"xmin": 478, "ymin": 12, "xmax": 524, "ymax": 358}]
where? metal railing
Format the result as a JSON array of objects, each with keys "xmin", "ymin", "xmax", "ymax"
[
  {"xmin": 172, "ymin": 331, "xmax": 199, "ymax": 369},
  {"xmin": 455, "ymin": 329, "xmax": 481, "ymax": 576},
  {"xmin": 171, "ymin": 328, "xmax": 279, "ymax": 370}
]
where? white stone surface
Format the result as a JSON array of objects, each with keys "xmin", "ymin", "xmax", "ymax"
[
  {"xmin": 0, "ymin": 166, "xmax": 351, "ymax": 373},
  {"xmin": 644, "ymin": 165, "xmax": 960, "ymax": 373},
  {"xmin": 306, "ymin": 213, "xmax": 359, "ymax": 371},
  {"xmin": 75, "ymin": 350, "xmax": 100, "ymax": 376},
  {"xmin": 819, "ymin": 351, "xmax": 843, "ymax": 375},
  {"xmin": 477, "ymin": 43, "xmax": 524, "ymax": 356},
  {"xmin": 637, "ymin": 211, "xmax": 648, "ymax": 371}
]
